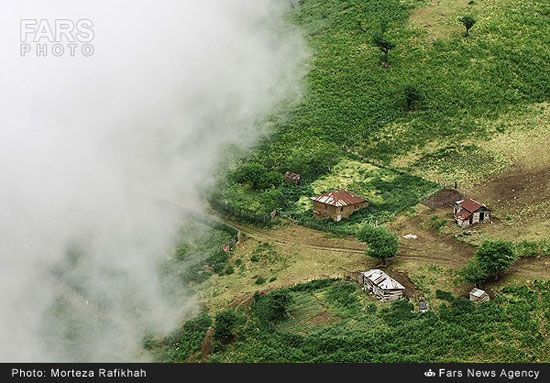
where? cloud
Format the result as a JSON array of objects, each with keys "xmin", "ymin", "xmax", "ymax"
[{"xmin": 0, "ymin": 0, "xmax": 307, "ymax": 361}]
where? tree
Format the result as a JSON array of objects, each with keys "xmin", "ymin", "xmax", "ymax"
[
  {"xmin": 213, "ymin": 310, "xmax": 238, "ymax": 341},
  {"xmin": 457, "ymin": 257, "xmax": 487, "ymax": 287},
  {"xmin": 372, "ymin": 32, "xmax": 395, "ymax": 65},
  {"xmin": 459, "ymin": 241, "xmax": 515, "ymax": 285},
  {"xmin": 404, "ymin": 84, "xmax": 423, "ymax": 111},
  {"xmin": 460, "ymin": 15, "xmax": 476, "ymax": 36},
  {"xmin": 476, "ymin": 240, "xmax": 516, "ymax": 280},
  {"xmin": 234, "ymin": 162, "xmax": 282, "ymax": 191},
  {"xmin": 357, "ymin": 225, "xmax": 399, "ymax": 267}
]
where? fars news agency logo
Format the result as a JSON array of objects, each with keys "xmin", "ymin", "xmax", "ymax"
[
  {"xmin": 20, "ymin": 19, "xmax": 94, "ymax": 57},
  {"xmin": 424, "ymin": 369, "xmax": 436, "ymax": 378}
]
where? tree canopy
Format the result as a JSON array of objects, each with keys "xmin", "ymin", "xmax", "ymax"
[
  {"xmin": 460, "ymin": 15, "xmax": 476, "ymax": 36},
  {"xmin": 357, "ymin": 225, "xmax": 399, "ymax": 266}
]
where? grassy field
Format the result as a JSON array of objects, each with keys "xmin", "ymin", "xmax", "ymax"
[{"xmin": 212, "ymin": 0, "xmax": 550, "ymax": 229}]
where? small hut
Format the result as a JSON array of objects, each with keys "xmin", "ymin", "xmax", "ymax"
[
  {"xmin": 469, "ymin": 288, "xmax": 490, "ymax": 303},
  {"xmin": 359, "ymin": 269, "xmax": 405, "ymax": 301},
  {"xmin": 284, "ymin": 171, "xmax": 301, "ymax": 185},
  {"xmin": 454, "ymin": 198, "xmax": 491, "ymax": 227},
  {"xmin": 310, "ymin": 189, "xmax": 368, "ymax": 222}
]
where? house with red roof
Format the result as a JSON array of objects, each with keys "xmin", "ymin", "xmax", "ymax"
[
  {"xmin": 310, "ymin": 189, "xmax": 368, "ymax": 221},
  {"xmin": 453, "ymin": 198, "xmax": 491, "ymax": 227}
]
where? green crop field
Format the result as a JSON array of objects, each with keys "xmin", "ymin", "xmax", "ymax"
[{"xmin": 153, "ymin": 279, "xmax": 550, "ymax": 363}]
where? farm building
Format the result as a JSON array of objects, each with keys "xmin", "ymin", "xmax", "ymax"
[
  {"xmin": 359, "ymin": 269, "xmax": 405, "ymax": 301},
  {"xmin": 310, "ymin": 189, "xmax": 368, "ymax": 221},
  {"xmin": 454, "ymin": 198, "xmax": 491, "ymax": 227},
  {"xmin": 284, "ymin": 171, "xmax": 301, "ymax": 185},
  {"xmin": 470, "ymin": 288, "xmax": 490, "ymax": 303}
]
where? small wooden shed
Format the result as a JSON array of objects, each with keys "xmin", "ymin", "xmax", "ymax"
[
  {"xmin": 359, "ymin": 269, "xmax": 405, "ymax": 301},
  {"xmin": 470, "ymin": 288, "xmax": 490, "ymax": 303},
  {"xmin": 310, "ymin": 189, "xmax": 368, "ymax": 222},
  {"xmin": 454, "ymin": 198, "xmax": 491, "ymax": 227}
]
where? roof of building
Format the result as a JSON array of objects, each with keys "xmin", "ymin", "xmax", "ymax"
[
  {"xmin": 362, "ymin": 269, "xmax": 405, "ymax": 290},
  {"xmin": 457, "ymin": 208, "xmax": 473, "ymax": 220},
  {"xmin": 470, "ymin": 288, "xmax": 487, "ymax": 297},
  {"xmin": 456, "ymin": 198, "xmax": 489, "ymax": 212},
  {"xmin": 455, "ymin": 198, "xmax": 490, "ymax": 220},
  {"xmin": 310, "ymin": 189, "xmax": 366, "ymax": 207},
  {"xmin": 419, "ymin": 301, "xmax": 429, "ymax": 310}
]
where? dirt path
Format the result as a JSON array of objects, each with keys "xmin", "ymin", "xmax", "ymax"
[
  {"xmin": 218, "ymin": 216, "xmax": 465, "ymax": 266},
  {"xmin": 213, "ymin": 214, "xmax": 550, "ymax": 279}
]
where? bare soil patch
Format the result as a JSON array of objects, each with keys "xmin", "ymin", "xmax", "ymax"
[
  {"xmin": 478, "ymin": 167, "xmax": 550, "ymax": 209},
  {"xmin": 423, "ymin": 188, "xmax": 464, "ymax": 208},
  {"xmin": 306, "ymin": 310, "xmax": 338, "ymax": 326}
]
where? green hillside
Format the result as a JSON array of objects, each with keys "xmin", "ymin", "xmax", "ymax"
[
  {"xmin": 212, "ymin": 0, "xmax": 549, "ymax": 228},
  {"xmin": 156, "ymin": 0, "xmax": 550, "ymax": 364},
  {"xmin": 153, "ymin": 279, "xmax": 550, "ymax": 362}
]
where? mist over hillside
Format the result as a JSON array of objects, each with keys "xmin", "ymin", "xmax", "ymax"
[{"xmin": 0, "ymin": 0, "xmax": 307, "ymax": 362}]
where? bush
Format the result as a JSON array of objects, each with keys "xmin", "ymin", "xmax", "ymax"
[
  {"xmin": 372, "ymin": 32, "xmax": 395, "ymax": 64},
  {"xmin": 460, "ymin": 15, "xmax": 476, "ymax": 36},
  {"xmin": 326, "ymin": 282, "xmax": 359, "ymax": 308},
  {"xmin": 427, "ymin": 215, "xmax": 447, "ymax": 231},
  {"xmin": 458, "ymin": 257, "xmax": 488, "ymax": 285},
  {"xmin": 214, "ymin": 310, "xmax": 239, "ymax": 341},
  {"xmin": 435, "ymin": 290, "xmax": 454, "ymax": 302},
  {"xmin": 476, "ymin": 240, "xmax": 516, "ymax": 280},
  {"xmin": 224, "ymin": 266, "xmax": 235, "ymax": 275},
  {"xmin": 404, "ymin": 84, "xmax": 423, "ymax": 111},
  {"xmin": 255, "ymin": 276, "xmax": 266, "ymax": 285},
  {"xmin": 254, "ymin": 290, "xmax": 293, "ymax": 323}
]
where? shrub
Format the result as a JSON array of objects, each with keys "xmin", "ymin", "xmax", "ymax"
[
  {"xmin": 255, "ymin": 276, "xmax": 266, "ymax": 285},
  {"xmin": 404, "ymin": 84, "xmax": 423, "ymax": 111},
  {"xmin": 213, "ymin": 310, "xmax": 239, "ymax": 341},
  {"xmin": 372, "ymin": 32, "xmax": 395, "ymax": 64},
  {"xmin": 476, "ymin": 240, "xmax": 516, "ymax": 280},
  {"xmin": 435, "ymin": 290, "xmax": 454, "ymax": 302},
  {"xmin": 458, "ymin": 257, "xmax": 488, "ymax": 286},
  {"xmin": 427, "ymin": 215, "xmax": 447, "ymax": 231},
  {"xmin": 254, "ymin": 290, "xmax": 293, "ymax": 323},
  {"xmin": 460, "ymin": 15, "xmax": 476, "ymax": 36}
]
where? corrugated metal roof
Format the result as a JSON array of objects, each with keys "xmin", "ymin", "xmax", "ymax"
[
  {"xmin": 457, "ymin": 209, "xmax": 472, "ymax": 220},
  {"xmin": 457, "ymin": 198, "xmax": 484, "ymax": 212},
  {"xmin": 310, "ymin": 189, "xmax": 366, "ymax": 207},
  {"xmin": 362, "ymin": 269, "xmax": 405, "ymax": 290},
  {"xmin": 470, "ymin": 288, "xmax": 486, "ymax": 297}
]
